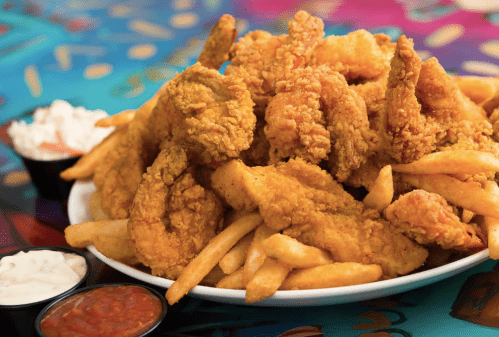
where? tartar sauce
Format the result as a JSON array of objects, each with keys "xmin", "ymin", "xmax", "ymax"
[{"xmin": 0, "ymin": 250, "xmax": 87, "ymax": 305}]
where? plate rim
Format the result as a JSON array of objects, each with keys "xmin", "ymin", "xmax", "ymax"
[{"xmin": 68, "ymin": 180, "xmax": 490, "ymax": 306}]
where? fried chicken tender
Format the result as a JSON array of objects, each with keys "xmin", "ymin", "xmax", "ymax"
[
  {"xmin": 262, "ymin": 10, "xmax": 325, "ymax": 90},
  {"xmin": 385, "ymin": 190, "xmax": 485, "ymax": 251},
  {"xmin": 311, "ymin": 30, "xmax": 392, "ymax": 80},
  {"xmin": 128, "ymin": 145, "xmax": 224, "ymax": 279},
  {"xmin": 211, "ymin": 158, "xmax": 428, "ymax": 277},
  {"xmin": 165, "ymin": 62, "xmax": 256, "ymax": 165},
  {"xmin": 197, "ymin": 14, "xmax": 237, "ymax": 70},
  {"xmin": 225, "ymin": 30, "xmax": 287, "ymax": 115}
]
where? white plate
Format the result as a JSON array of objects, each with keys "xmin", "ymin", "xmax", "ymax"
[{"xmin": 68, "ymin": 180, "xmax": 490, "ymax": 307}]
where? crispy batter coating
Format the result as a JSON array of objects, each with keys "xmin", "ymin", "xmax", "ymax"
[
  {"xmin": 197, "ymin": 14, "xmax": 237, "ymax": 70},
  {"xmin": 262, "ymin": 10, "xmax": 325, "ymax": 89},
  {"xmin": 382, "ymin": 35, "xmax": 443, "ymax": 163},
  {"xmin": 165, "ymin": 62, "xmax": 256, "ymax": 165},
  {"xmin": 225, "ymin": 30, "xmax": 287, "ymax": 115},
  {"xmin": 385, "ymin": 190, "xmax": 485, "ymax": 251},
  {"xmin": 264, "ymin": 65, "xmax": 377, "ymax": 180},
  {"xmin": 311, "ymin": 29, "xmax": 392, "ymax": 80},
  {"xmin": 211, "ymin": 158, "xmax": 428, "ymax": 277},
  {"xmin": 128, "ymin": 145, "xmax": 224, "ymax": 279}
]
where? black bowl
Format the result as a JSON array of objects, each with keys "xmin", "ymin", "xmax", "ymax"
[
  {"xmin": 21, "ymin": 155, "xmax": 81, "ymax": 200},
  {"xmin": 0, "ymin": 246, "xmax": 91, "ymax": 337},
  {"xmin": 35, "ymin": 283, "xmax": 168, "ymax": 337}
]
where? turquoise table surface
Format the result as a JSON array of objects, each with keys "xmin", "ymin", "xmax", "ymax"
[{"xmin": 2, "ymin": 0, "xmax": 499, "ymax": 336}]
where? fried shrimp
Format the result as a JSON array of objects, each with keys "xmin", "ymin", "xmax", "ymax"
[
  {"xmin": 165, "ymin": 62, "xmax": 256, "ymax": 165},
  {"xmin": 197, "ymin": 14, "xmax": 237, "ymax": 70},
  {"xmin": 262, "ymin": 10, "xmax": 325, "ymax": 90},
  {"xmin": 225, "ymin": 30, "xmax": 287, "ymax": 115},
  {"xmin": 128, "ymin": 145, "xmax": 224, "ymax": 279},
  {"xmin": 381, "ymin": 35, "xmax": 443, "ymax": 164},
  {"xmin": 264, "ymin": 65, "xmax": 377, "ymax": 180}
]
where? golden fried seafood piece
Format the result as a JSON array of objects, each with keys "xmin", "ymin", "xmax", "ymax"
[
  {"xmin": 211, "ymin": 158, "xmax": 428, "ymax": 278},
  {"xmin": 93, "ymin": 87, "xmax": 167, "ymax": 219},
  {"xmin": 321, "ymin": 71, "xmax": 378, "ymax": 181},
  {"xmin": 225, "ymin": 30, "xmax": 287, "ymax": 115},
  {"xmin": 262, "ymin": 10, "xmax": 325, "ymax": 89},
  {"xmin": 381, "ymin": 35, "xmax": 443, "ymax": 164},
  {"xmin": 416, "ymin": 58, "xmax": 487, "ymax": 123},
  {"xmin": 265, "ymin": 67, "xmax": 330, "ymax": 165},
  {"xmin": 311, "ymin": 29, "xmax": 392, "ymax": 81},
  {"xmin": 165, "ymin": 62, "xmax": 256, "ymax": 165},
  {"xmin": 385, "ymin": 190, "xmax": 486, "ymax": 251},
  {"xmin": 197, "ymin": 14, "xmax": 237, "ymax": 70},
  {"xmin": 264, "ymin": 65, "xmax": 377, "ymax": 180},
  {"xmin": 350, "ymin": 70, "xmax": 389, "ymax": 121},
  {"xmin": 239, "ymin": 117, "xmax": 270, "ymax": 166},
  {"xmin": 128, "ymin": 145, "xmax": 224, "ymax": 279}
]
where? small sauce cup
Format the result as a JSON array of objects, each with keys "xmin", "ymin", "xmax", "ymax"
[
  {"xmin": 36, "ymin": 283, "xmax": 168, "ymax": 337},
  {"xmin": 20, "ymin": 154, "xmax": 81, "ymax": 200},
  {"xmin": 0, "ymin": 246, "xmax": 91, "ymax": 337}
]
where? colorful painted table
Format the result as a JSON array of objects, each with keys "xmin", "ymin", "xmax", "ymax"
[{"xmin": 2, "ymin": 0, "xmax": 499, "ymax": 336}]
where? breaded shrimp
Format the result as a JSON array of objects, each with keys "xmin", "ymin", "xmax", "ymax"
[
  {"xmin": 265, "ymin": 65, "xmax": 377, "ymax": 180},
  {"xmin": 225, "ymin": 30, "xmax": 287, "ymax": 115},
  {"xmin": 381, "ymin": 35, "xmax": 443, "ymax": 163},
  {"xmin": 165, "ymin": 62, "xmax": 256, "ymax": 165},
  {"xmin": 262, "ymin": 10, "xmax": 325, "ymax": 90},
  {"xmin": 128, "ymin": 145, "xmax": 224, "ymax": 279},
  {"xmin": 197, "ymin": 14, "xmax": 237, "ymax": 70}
]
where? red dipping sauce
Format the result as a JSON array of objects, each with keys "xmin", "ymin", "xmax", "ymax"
[{"xmin": 39, "ymin": 285, "xmax": 164, "ymax": 337}]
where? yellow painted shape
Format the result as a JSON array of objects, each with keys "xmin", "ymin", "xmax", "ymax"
[
  {"xmin": 127, "ymin": 44, "xmax": 157, "ymax": 60},
  {"xmin": 425, "ymin": 24, "xmax": 464, "ymax": 48},
  {"xmin": 24, "ymin": 65, "xmax": 42, "ymax": 97},
  {"xmin": 170, "ymin": 12, "xmax": 199, "ymax": 29},
  {"xmin": 84, "ymin": 63, "xmax": 113, "ymax": 79}
]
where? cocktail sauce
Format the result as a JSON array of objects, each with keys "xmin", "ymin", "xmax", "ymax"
[{"xmin": 39, "ymin": 285, "xmax": 163, "ymax": 337}]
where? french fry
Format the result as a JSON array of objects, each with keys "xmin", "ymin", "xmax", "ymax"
[
  {"xmin": 95, "ymin": 109, "xmax": 136, "ymax": 127},
  {"xmin": 59, "ymin": 125, "xmax": 127, "ymax": 181},
  {"xmin": 392, "ymin": 150, "xmax": 499, "ymax": 175},
  {"xmin": 199, "ymin": 265, "xmax": 228, "ymax": 287},
  {"xmin": 89, "ymin": 190, "xmax": 110, "ymax": 221},
  {"xmin": 483, "ymin": 216, "xmax": 499, "ymax": 260},
  {"xmin": 481, "ymin": 181, "xmax": 499, "ymax": 259},
  {"xmin": 402, "ymin": 173, "xmax": 499, "ymax": 218},
  {"xmin": 242, "ymin": 224, "xmax": 278, "ymax": 287},
  {"xmin": 279, "ymin": 263, "xmax": 382, "ymax": 290},
  {"xmin": 219, "ymin": 231, "xmax": 255, "ymax": 274},
  {"xmin": 461, "ymin": 209, "xmax": 475, "ymax": 224},
  {"xmin": 64, "ymin": 219, "xmax": 128, "ymax": 248},
  {"xmin": 92, "ymin": 234, "xmax": 139, "ymax": 265},
  {"xmin": 482, "ymin": 91, "xmax": 499, "ymax": 115},
  {"xmin": 362, "ymin": 165, "xmax": 393, "ymax": 211},
  {"xmin": 165, "ymin": 212, "xmax": 263, "ymax": 305},
  {"xmin": 261, "ymin": 234, "xmax": 333, "ymax": 268},
  {"xmin": 216, "ymin": 268, "xmax": 244, "ymax": 289},
  {"xmin": 453, "ymin": 75, "xmax": 499, "ymax": 104},
  {"xmin": 245, "ymin": 258, "xmax": 291, "ymax": 303}
]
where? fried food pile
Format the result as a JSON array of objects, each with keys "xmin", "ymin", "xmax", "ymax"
[{"xmin": 63, "ymin": 11, "xmax": 499, "ymax": 304}]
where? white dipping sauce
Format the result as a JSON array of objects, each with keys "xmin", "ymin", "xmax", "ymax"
[{"xmin": 0, "ymin": 250, "xmax": 87, "ymax": 305}]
